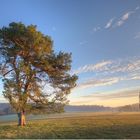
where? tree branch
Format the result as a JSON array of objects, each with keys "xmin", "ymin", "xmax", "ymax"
[{"xmin": 3, "ymin": 69, "xmax": 14, "ymax": 77}]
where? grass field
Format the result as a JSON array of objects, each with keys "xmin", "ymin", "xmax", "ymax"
[{"xmin": 0, "ymin": 112, "xmax": 140, "ymax": 139}]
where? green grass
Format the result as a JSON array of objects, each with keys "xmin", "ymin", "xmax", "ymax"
[{"xmin": 0, "ymin": 112, "xmax": 140, "ymax": 139}]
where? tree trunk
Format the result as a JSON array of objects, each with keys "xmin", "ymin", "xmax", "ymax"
[
  {"xmin": 17, "ymin": 112, "xmax": 26, "ymax": 126},
  {"xmin": 17, "ymin": 112, "xmax": 21, "ymax": 125}
]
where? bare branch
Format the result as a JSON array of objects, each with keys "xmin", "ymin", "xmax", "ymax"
[{"xmin": 3, "ymin": 69, "xmax": 14, "ymax": 77}]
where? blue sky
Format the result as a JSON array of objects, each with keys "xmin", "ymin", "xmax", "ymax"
[{"xmin": 0, "ymin": 0, "xmax": 140, "ymax": 106}]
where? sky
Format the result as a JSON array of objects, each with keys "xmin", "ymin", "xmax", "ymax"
[{"xmin": 0, "ymin": 0, "xmax": 140, "ymax": 107}]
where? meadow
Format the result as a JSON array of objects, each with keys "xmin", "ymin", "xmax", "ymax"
[{"xmin": 0, "ymin": 112, "xmax": 140, "ymax": 139}]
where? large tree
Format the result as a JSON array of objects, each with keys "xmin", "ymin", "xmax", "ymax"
[{"xmin": 0, "ymin": 22, "xmax": 77, "ymax": 125}]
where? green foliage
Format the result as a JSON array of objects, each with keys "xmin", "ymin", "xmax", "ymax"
[{"xmin": 0, "ymin": 22, "xmax": 78, "ymax": 113}]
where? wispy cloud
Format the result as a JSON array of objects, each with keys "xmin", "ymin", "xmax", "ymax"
[
  {"xmin": 135, "ymin": 6, "xmax": 140, "ymax": 10},
  {"xmin": 72, "ymin": 56, "xmax": 140, "ymax": 90},
  {"xmin": 70, "ymin": 56, "xmax": 140, "ymax": 106},
  {"xmin": 79, "ymin": 41, "xmax": 88, "ymax": 45},
  {"xmin": 93, "ymin": 60, "xmax": 112, "ymax": 70},
  {"xmin": 69, "ymin": 88, "xmax": 138, "ymax": 107},
  {"xmin": 128, "ymin": 73, "xmax": 140, "ymax": 80},
  {"xmin": 72, "ymin": 56, "xmax": 140, "ymax": 75},
  {"xmin": 83, "ymin": 89, "xmax": 138, "ymax": 100},
  {"xmin": 74, "ymin": 77, "xmax": 119, "ymax": 90},
  {"xmin": 134, "ymin": 32, "xmax": 140, "ymax": 39},
  {"xmin": 93, "ymin": 26, "xmax": 101, "ymax": 32},
  {"xmin": 115, "ymin": 6, "xmax": 139, "ymax": 27},
  {"xmin": 116, "ymin": 11, "xmax": 134, "ymax": 27},
  {"xmin": 93, "ymin": 6, "xmax": 139, "ymax": 32},
  {"xmin": 105, "ymin": 18, "xmax": 115, "ymax": 29},
  {"xmin": 72, "ymin": 60, "xmax": 112, "ymax": 75}
]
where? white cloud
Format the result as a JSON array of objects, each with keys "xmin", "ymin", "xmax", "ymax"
[
  {"xmin": 115, "ymin": 6, "xmax": 139, "ymax": 27},
  {"xmin": 105, "ymin": 18, "xmax": 115, "ymax": 29},
  {"xmin": 116, "ymin": 11, "xmax": 134, "ymax": 27},
  {"xmin": 122, "ymin": 12, "xmax": 133, "ymax": 20},
  {"xmin": 72, "ymin": 56, "xmax": 140, "ymax": 75},
  {"xmin": 93, "ymin": 26, "xmax": 101, "ymax": 32},
  {"xmin": 116, "ymin": 20, "xmax": 124, "ymax": 27},
  {"xmin": 115, "ymin": 5, "xmax": 140, "ymax": 27},
  {"xmin": 72, "ymin": 56, "xmax": 140, "ymax": 91},
  {"xmin": 74, "ymin": 77, "xmax": 119, "ymax": 91},
  {"xmin": 72, "ymin": 60, "xmax": 112, "ymax": 75},
  {"xmin": 92, "ymin": 6, "xmax": 139, "ymax": 32},
  {"xmin": 93, "ymin": 60, "xmax": 112, "ymax": 70},
  {"xmin": 126, "ymin": 73, "xmax": 140, "ymax": 80}
]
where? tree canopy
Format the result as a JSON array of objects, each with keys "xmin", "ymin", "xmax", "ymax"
[{"xmin": 0, "ymin": 22, "xmax": 78, "ymax": 114}]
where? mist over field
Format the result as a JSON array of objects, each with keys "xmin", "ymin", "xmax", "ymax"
[
  {"xmin": 0, "ymin": 112, "xmax": 140, "ymax": 139},
  {"xmin": 0, "ymin": 0, "xmax": 140, "ymax": 139}
]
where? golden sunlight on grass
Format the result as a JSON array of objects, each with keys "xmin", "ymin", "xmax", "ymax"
[{"xmin": 0, "ymin": 112, "xmax": 140, "ymax": 139}]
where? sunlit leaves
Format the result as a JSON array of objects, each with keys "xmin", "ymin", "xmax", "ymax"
[{"xmin": 0, "ymin": 22, "xmax": 78, "ymax": 114}]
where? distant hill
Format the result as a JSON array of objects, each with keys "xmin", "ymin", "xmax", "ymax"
[
  {"xmin": 0, "ymin": 103, "xmax": 13, "ymax": 115},
  {"xmin": 65, "ymin": 104, "xmax": 140, "ymax": 112},
  {"xmin": 64, "ymin": 105, "xmax": 113, "ymax": 112},
  {"xmin": 117, "ymin": 103, "xmax": 140, "ymax": 112},
  {"xmin": 0, "ymin": 103, "xmax": 113, "ymax": 115},
  {"xmin": 0, "ymin": 103, "xmax": 139, "ymax": 115}
]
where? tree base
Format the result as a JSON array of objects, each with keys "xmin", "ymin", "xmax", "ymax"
[{"xmin": 17, "ymin": 112, "xmax": 26, "ymax": 126}]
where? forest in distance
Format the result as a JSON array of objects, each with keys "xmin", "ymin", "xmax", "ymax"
[{"xmin": 0, "ymin": 103, "xmax": 140, "ymax": 115}]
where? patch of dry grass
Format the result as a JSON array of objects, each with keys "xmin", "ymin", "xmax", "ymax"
[{"xmin": 0, "ymin": 112, "xmax": 140, "ymax": 139}]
